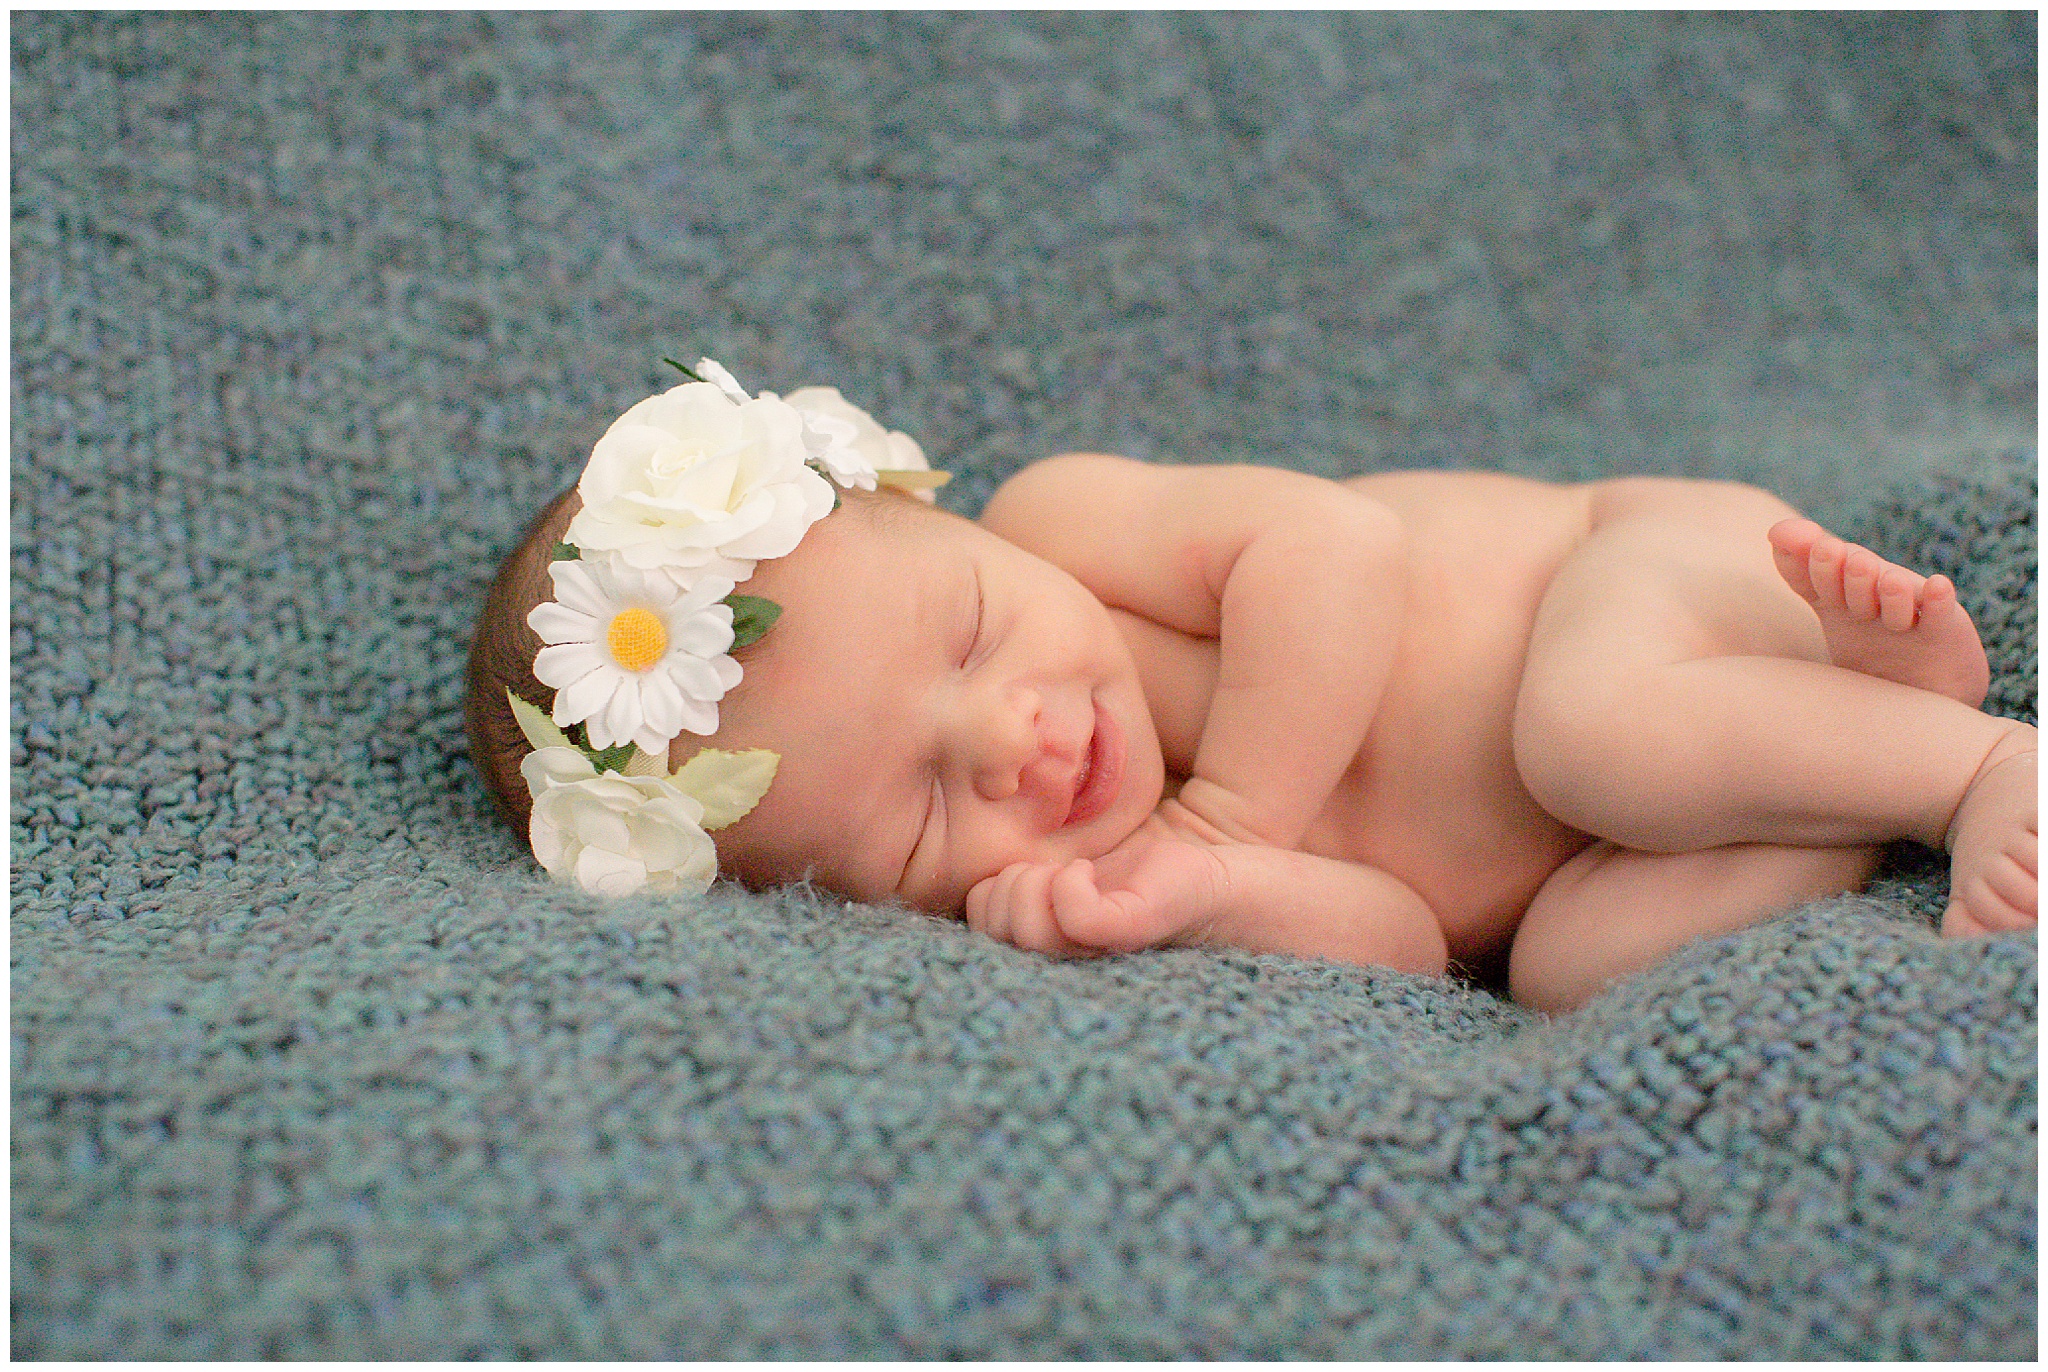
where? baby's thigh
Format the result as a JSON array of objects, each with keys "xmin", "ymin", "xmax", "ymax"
[
  {"xmin": 1523, "ymin": 477, "xmax": 1826, "ymax": 687},
  {"xmin": 1507, "ymin": 478, "xmax": 1829, "ymax": 803}
]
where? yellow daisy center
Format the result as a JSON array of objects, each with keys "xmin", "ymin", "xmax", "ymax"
[{"xmin": 605, "ymin": 606, "xmax": 668, "ymax": 672}]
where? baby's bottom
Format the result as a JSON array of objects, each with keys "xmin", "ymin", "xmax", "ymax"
[{"xmin": 1506, "ymin": 477, "xmax": 2033, "ymax": 1013}]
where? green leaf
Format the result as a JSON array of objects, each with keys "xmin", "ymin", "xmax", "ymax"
[
  {"xmin": 673, "ymin": 748, "xmax": 779, "ymax": 830},
  {"xmin": 572, "ymin": 724, "xmax": 637, "ymax": 775},
  {"xmin": 724, "ymin": 593, "xmax": 782, "ymax": 650},
  {"xmin": 550, "ymin": 540, "xmax": 580, "ymax": 562},
  {"xmin": 506, "ymin": 691, "xmax": 574, "ymax": 752},
  {"xmin": 662, "ymin": 356, "xmax": 704, "ymax": 383}
]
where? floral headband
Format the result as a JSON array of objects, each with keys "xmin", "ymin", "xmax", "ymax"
[{"xmin": 508, "ymin": 357, "xmax": 947, "ymax": 897}]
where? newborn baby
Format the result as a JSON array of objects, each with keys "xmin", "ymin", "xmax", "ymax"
[{"xmin": 468, "ymin": 366, "xmax": 2037, "ymax": 1012}]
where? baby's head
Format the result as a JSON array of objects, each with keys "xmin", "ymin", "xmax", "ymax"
[{"xmin": 467, "ymin": 368, "xmax": 1165, "ymax": 912}]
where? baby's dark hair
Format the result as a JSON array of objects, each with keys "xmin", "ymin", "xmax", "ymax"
[
  {"xmin": 464, "ymin": 485, "xmax": 579, "ymax": 835},
  {"xmin": 464, "ymin": 482, "xmax": 940, "ymax": 845}
]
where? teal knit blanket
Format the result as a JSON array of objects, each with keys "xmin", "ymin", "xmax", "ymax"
[{"xmin": 12, "ymin": 13, "xmax": 2034, "ymax": 1357}]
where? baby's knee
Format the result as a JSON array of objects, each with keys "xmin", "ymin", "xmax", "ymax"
[
  {"xmin": 1511, "ymin": 668, "xmax": 1707, "ymax": 848},
  {"xmin": 1511, "ymin": 673, "xmax": 1629, "ymax": 827}
]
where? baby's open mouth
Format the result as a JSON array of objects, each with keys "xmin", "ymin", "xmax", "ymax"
[{"xmin": 1062, "ymin": 698, "xmax": 1123, "ymax": 829}]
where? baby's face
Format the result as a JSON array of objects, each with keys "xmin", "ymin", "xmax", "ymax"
[{"xmin": 686, "ymin": 498, "xmax": 1167, "ymax": 911}]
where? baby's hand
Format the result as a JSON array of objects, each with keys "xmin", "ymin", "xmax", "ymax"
[{"xmin": 964, "ymin": 832, "xmax": 1231, "ymax": 959}]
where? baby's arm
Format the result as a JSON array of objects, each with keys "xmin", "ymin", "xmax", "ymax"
[
  {"xmin": 981, "ymin": 454, "xmax": 1406, "ymax": 849},
  {"xmin": 966, "ymin": 820, "xmax": 1447, "ymax": 975}
]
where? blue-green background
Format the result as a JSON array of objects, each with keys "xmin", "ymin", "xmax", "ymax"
[{"xmin": 12, "ymin": 13, "xmax": 2034, "ymax": 1356}]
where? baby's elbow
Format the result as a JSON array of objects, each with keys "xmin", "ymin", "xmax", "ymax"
[
  {"xmin": 1340, "ymin": 869, "xmax": 1448, "ymax": 977},
  {"xmin": 1399, "ymin": 909, "xmax": 1451, "ymax": 979},
  {"xmin": 1339, "ymin": 491, "xmax": 1408, "ymax": 573}
]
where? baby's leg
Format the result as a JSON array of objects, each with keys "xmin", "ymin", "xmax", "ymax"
[
  {"xmin": 1767, "ymin": 517, "xmax": 1989, "ymax": 708},
  {"xmin": 1509, "ymin": 840, "xmax": 1880, "ymax": 1013},
  {"xmin": 1511, "ymin": 477, "xmax": 2035, "ymax": 935}
]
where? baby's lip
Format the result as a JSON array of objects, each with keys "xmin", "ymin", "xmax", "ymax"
[{"xmin": 1060, "ymin": 697, "xmax": 1123, "ymax": 830}]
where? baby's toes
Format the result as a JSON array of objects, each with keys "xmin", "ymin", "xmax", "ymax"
[
  {"xmin": 1804, "ymin": 535, "xmax": 1849, "ymax": 611},
  {"xmin": 1840, "ymin": 547, "xmax": 1883, "ymax": 621},
  {"xmin": 1917, "ymin": 573, "xmax": 1959, "ymax": 617},
  {"xmin": 1768, "ymin": 518, "xmax": 1825, "ymax": 603},
  {"xmin": 1948, "ymin": 840, "xmax": 2038, "ymax": 936},
  {"xmin": 1875, "ymin": 564, "xmax": 1921, "ymax": 632}
]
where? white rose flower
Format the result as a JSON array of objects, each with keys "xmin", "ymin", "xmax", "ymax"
[
  {"xmin": 776, "ymin": 385, "xmax": 933, "ymax": 496},
  {"xmin": 527, "ymin": 558, "xmax": 742, "ymax": 752},
  {"xmin": 521, "ymin": 745, "xmax": 719, "ymax": 897},
  {"xmin": 565, "ymin": 380, "xmax": 836, "ymax": 579}
]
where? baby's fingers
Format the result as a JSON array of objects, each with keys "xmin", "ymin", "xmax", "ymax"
[
  {"xmin": 966, "ymin": 863, "xmax": 1027, "ymax": 945},
  {"xmin": 971, "ymin": 862, "xmax": 1093, "ymax": 958},
  {"xmin": 1049, "ymin": 859, "xmax": 1149, "ymax": 952},
  {"xmin": 1048, "ymin": 859, "xmax": 1109, "ymax": 941}
]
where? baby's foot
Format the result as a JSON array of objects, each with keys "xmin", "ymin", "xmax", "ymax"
[
  {"xmin": 1942, "ymin": 723, "xmax": 2037, "ymax": 937},
  {"xmin": 1768, "ymin": 518, "xmax": 1990, "ymax": 708}
]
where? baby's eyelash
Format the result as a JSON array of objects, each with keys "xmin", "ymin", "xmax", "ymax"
[
  {"xmin": 963, "ymin": 567, "xmax": 984, "ymax": 668},
  {"xmin": 920, "ymin": 775, "xmax": 944, "ymax": 868},
  {"xmin": 902, "ymin": 774, "xmax": 939, "ymax": 893}
]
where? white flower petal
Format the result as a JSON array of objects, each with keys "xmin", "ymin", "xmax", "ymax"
[
  {"xmin": 521, "ymin": 745, "xmax": 595, "ymax": 791},
  {"xmin": 603, "ymin": 683, "xmax": 644, "ymax": 751},
  {"xmin": 575, "ymin": 844, "xmax": 648, "ymax": 896},
  {"xmin": 783, "ymin": 384, "xmax": 927, "ymax": 491},
  {"xmin": 719, "ymin": 470, "xmax": 834, "ymax": 560},
  {"xmin": 545, "ymin": 560, "xmax": 614, "ymax": 619},
  {"xmin": 675, "ymin": 693, "xmax": 720, "ymax": 738},
  {"xmin": 671, "ymin": 610, "xmax": 736, "ymax": 660},
  {"xmin": 885, "ymin": 430, "xmax": 926, "ymax": 470},
  {"xmin": 639, "ymin": 670, "xmax": 686, "ymax": 742},
  {"xmin": 529, "ymin": 808, "xmax": 572, "ymax": 875},
  {"xmin": 565, "ymin": 795, "xmax": 634, "ymax": 854},
  {"xmin": 532, "ymin": 642, "xmax": 605, "ymax": 690},
  {"xmin": 674, "ymin": 575, "xmax": 738, "ymax": 615},
  {"xmin": 552, "ymin": 667, "xmax": 618, "ymax": 729},
  {"xmin": 667, "ymin": 654, "xmax": 727, "ymax": 700},
  {"xmin": 526, "ymin": 600, "xmax": 600, "ymax": 646},
  {"xmin": 695, "ymin": 357, "xmax": 751, "ymax": 404}
]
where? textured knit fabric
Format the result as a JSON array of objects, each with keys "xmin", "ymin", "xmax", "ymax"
[{"xmin": 11, "ymin": 13, "xmax": 2035, "ymax": 1358}]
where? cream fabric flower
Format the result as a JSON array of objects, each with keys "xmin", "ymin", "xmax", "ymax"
[
  {"xmin": 777, "ymin": 384, "xmax": 933, "ymax": 496},
  {"xmin": 565, "ymin": 379, "xmax": 836, "ymax": 581},
  {"xmin": 527, "ymin": 558, "xmax": 741, "ymax": 752},
  {"xmin": 521, "ymin": 745, "xmax": 718, "ymax": 896}
]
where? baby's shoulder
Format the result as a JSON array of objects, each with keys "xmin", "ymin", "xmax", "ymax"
[
  {"xmin": 981, "ymin": 451, "xmax": 1184, "ymax": 530},
  {"xmin": 981, "ymin": 455, "xmax": 1405, "ymax": 634},
  {"xmin": 983, "ymin": 453, "xmax": 1383, "ymax": 548}
]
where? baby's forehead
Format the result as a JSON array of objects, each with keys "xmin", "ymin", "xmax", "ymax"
[{"xmin": 767, "ymin": 495, "xmax": 974, "ymax": 607}]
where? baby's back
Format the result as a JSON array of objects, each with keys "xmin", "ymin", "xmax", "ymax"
[{"xmin": 1302, "ymin": 471, "xmax": 1601, "ymax": 965}]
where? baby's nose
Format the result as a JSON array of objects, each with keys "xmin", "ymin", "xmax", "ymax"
[{"xmin": 969, "ymin": 689, "xmax": 1054, "ymax": 803}]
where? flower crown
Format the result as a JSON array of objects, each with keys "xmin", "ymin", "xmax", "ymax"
[{"xmin": 509, "ymin": 357, "xmax": 948, "ymax": 896}]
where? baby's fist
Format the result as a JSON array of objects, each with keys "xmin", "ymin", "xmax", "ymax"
[
  {"xmin": 966, "ymin": 860, "xmax": 1108, "ymax": 958},
  {"xmin": 965, "ymin": 838, "xmax": 1230, "ymax": 960}
]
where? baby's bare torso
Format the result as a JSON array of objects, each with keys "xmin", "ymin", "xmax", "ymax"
[{"xmin": 1119, "ymin": 470, "xmax": 1602, "ymax": 965}]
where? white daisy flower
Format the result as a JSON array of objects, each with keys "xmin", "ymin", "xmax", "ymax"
[{"xmin": 527, "ymin": 558, "xmax": 741, "ymax": 753}]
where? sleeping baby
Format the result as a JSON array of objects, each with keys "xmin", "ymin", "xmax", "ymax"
[{"xmin": 465, "ymin": 360, "xmax": 2037, "ymax": 1012}]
